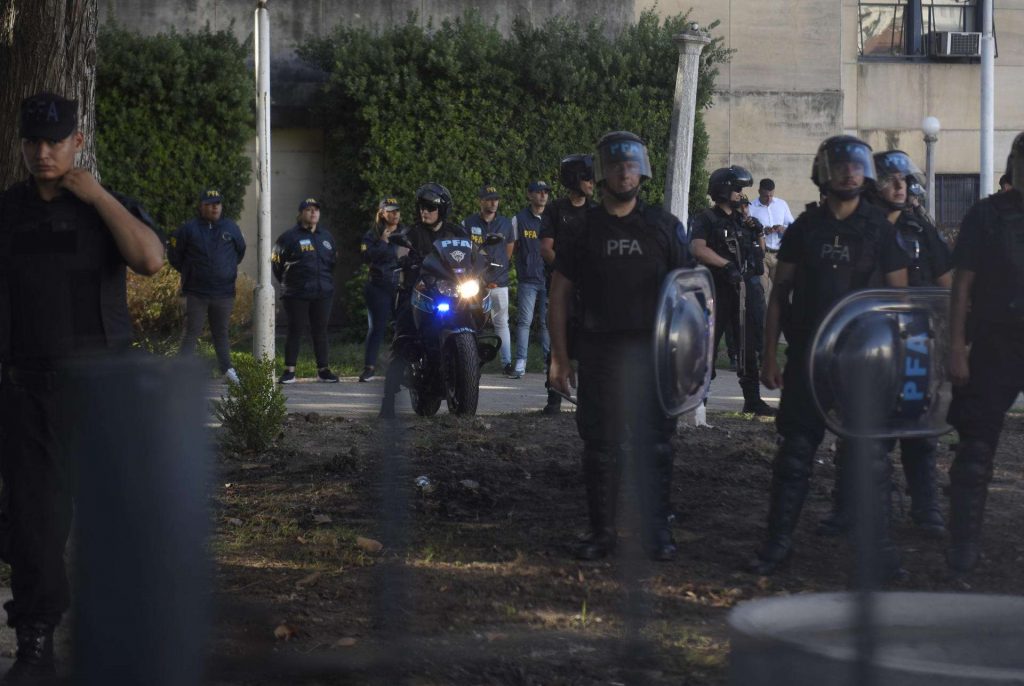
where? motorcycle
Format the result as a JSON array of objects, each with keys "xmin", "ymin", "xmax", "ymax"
[{"xmin": 392, "ymin": 233, "xmax": 503, "ymax": 416}]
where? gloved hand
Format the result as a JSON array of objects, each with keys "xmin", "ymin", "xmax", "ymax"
[{"xmin": 724, "ymin": 262, "xmax": 742, "ymax": 286}]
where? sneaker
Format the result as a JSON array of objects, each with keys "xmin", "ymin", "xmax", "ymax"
[
  {"xmin": 358, "ymin": 366, "xmax": 375, "ymax": 382},
  {"xmin": 224, "ymin": 368, "xmax": 240, "ymax": 385},
  {"xmin": 317, "ymin": 368, "xmax": 340, "ymax": 383},
  {"xmin": 278, "ymin": 370, "xmax": 296, "ymax": 384},
  {"xmin": 503, "ymin": 364, "xmax": 521, "ymax": 379}
]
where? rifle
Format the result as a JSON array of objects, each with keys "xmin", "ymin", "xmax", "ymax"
[{"xmin": 725, "ymin": 233, "xmax": 746, "ymax": 377}]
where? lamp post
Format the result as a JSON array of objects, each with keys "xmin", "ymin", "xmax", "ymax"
[{"xmin": 922, "ymin": 116, "xmax": 940, "ymax": 220}]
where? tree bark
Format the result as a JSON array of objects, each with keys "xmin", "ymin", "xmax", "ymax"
[{"xmin": 0, "ymin": 0, "xmax": 98, "ymax": 189}]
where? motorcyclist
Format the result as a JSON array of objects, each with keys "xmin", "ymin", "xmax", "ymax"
[{"xmin": 378, "ymin": 183, "xmax": 468, "ymax": 419}]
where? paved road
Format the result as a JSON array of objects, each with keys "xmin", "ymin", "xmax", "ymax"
[{"xmin": 210, "ymin": 370, "xmax": 780, "ymax": 418}]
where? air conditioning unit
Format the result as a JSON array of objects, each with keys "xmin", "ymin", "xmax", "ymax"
[{"xmin": 931, "ymin": 31, "xmax": 981, "ymax": 57}]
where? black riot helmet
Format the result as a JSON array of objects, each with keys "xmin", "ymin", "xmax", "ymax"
[
  {"xmin": 812, "ymin": 135, "xmax": 877, "ymax": 200},
  {"xmin": 707, "ymin": 165, "xmax": 754, "ymax": 204},
  {"xmin": 594, "ymin": 130, "xmax": 652, "ymax": 201},
  {"xmin": 1007, "ymin": 132, "xmax": 1024, "ymax": 190},
  {"xmin": 415, "ymin": 182, "xmax": 453, "ymax": 223},
  {"xmin": 871, "ymin": 150, "xmax": 924, "ymax": 210},
  {"xmin": 559, "ymin": 154, "xmax": 594, "ymax": 194}
]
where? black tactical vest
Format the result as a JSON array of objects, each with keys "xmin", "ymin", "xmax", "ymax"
[
  {"xmin": 576, "ymin": 203, "xmax": 682, "ymax": 334},
  {"xmin": 894, "ymin": 211, "xmax": 935, "ymax": 287},
  {"xmin": 973, "ymin": 193, "xmax": 1024, "ymax": 323},
  {"xmin": 696, "ymin": 208, "xmax": 758, "ymax": 279}
]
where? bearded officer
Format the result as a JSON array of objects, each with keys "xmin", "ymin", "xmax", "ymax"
[
  {"xmin": 946, "ymin": 132, "xmax": 1024, "ymax": 577},
  {"xmin": 749, "ymin": 135, "xmax": 909, "ymax": 577},
  {"xmin": 548, "ymin": 131, "xmax": 691, "ymax": 562}
]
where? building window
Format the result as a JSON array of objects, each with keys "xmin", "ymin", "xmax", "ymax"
[
  {"xmin": 858, "ymin": 0, "xmax": 993, "ymax": 59},
  {"xmin": 934, "ymin": 173, "xmax": 979, "ymax": 240}
]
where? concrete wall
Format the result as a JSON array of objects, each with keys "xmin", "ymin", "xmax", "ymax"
[{"xmin": 639, "ymin": 0, "xmax": 1024, "ymax": 210}]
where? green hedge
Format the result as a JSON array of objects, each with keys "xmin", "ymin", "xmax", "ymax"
[{"xmin": 95, "ymin": 24, "xmax": 255, "ymax": 231}]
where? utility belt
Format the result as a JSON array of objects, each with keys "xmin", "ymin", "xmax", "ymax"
[{"xmin": 765, "ymin": 248, "xmax": 780, "ymax": 254}]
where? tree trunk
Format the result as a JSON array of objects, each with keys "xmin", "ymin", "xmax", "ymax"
[{"xmin": 0, "ymin": 0, "xmax": 98, "ymax": 189}]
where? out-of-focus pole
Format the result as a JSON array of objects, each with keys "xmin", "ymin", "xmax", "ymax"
[
  {"xmin": 922, "ymin": 116, "xmax": 940, "ymax": 220},
  {"xmin": 253, "ymin": 0, "xmax": 275, "ymax": 360},
  {"xmin": 980, "ymin": 0, "xmax": 995, "ymax": 197},
  {"xmin": 664, "ymin": 24, "xmax": 711, "ymax": 222}
]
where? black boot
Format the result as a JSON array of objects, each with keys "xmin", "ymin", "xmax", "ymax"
[
  {"xmin": 946, "ymin": 439, "xmax": 994, "ymax": 575},
  {"xmin": 574, "ymin": 447, "xmax": 620, "ymax": 560},
  {"xmin": 3, "ymin": 621, "xmax": 56, "ymax": 684},
  {"xmin": 542, "ymin": 389, "xmax": 562, "ymax": 415},
  {"xmin": 749, "ymin": 436, "xmax": 814, "ymax": 575},
  {"xmin": 901, "ymin": 437, "xmax": 945, "ymax": 536},
  {"xmin": 740, "ymin": 380, "xmax": 776, "ymax": 417},
  {"xmin": 816, "ymin": 442, "xmax": 851, "ymax": 537},
  {"xmin": 646, "ymin": 443, "xmax": 677, "ymax": 561}
]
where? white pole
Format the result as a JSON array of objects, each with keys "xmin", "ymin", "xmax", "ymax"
[
  {"xmin": 926, "ymin": 136, "xmax": 937, "ymax": 219},
  {"xmin": 664, "ymin": 25, "xmax": 712, "ymax": 222},
  {"xmin": 253, "ymin": 1, "xmax": 275, "ymax": 361},
  {"xmin": 980, "ymin": 0, "xmax": 995, "ymax": 197}
]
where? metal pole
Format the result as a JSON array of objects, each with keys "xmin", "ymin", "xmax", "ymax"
[
  {"xmin": 980, "ymin": 0, "xmax": 995, "ymax": 197},
  {"xmin": 664, "ymin": 25, "xmax": 712, "ymax": 221},
  {"xmin": 925, "ymin": 135, "xmax": 936, "ymax": 219},
  {"xmin": 253, "ymin": 1, "xmax": 276, "ymax": 361}
]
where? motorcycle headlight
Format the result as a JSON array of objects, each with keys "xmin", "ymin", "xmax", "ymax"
[
  {"xmin": 436, "ymin": 279, "xmax": 458, "ymax": 297},
  {"xmin": 457, "ymin": 280, "xmax": 481, "ymax": 299}
]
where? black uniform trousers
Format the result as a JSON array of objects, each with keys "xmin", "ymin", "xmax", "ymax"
[
  {"xmin": 0, "ymin": 373, "xmax": 76, "ymax": 628},
  {"xmin": 282, "ymin": 295, "xmax": 332, "ymax": 368},
  {"xmin": 712, "ymin": 277, "xmax": 760, "ymax": 387}
]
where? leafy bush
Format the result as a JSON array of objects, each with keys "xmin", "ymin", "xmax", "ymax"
[
  {"xmin": 299, "ymin": 9, "xmax": 729, "ymax": 257},
  {"xmin": 212, "ymin": 353, "xmax": 287, "ymax": 453},
  {"xmin": 96, "ymin": 24, "xmax": 255, "ymax": 231}
]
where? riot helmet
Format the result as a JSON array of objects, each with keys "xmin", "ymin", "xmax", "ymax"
[
  {"xmin": 707, "ymin": 165, "xmax": 754, "ymax": 205},
  {"xmin": 559, "ymin": 154, "xmax": 594, "ymax": 194},
  {"xmin": 1007, "ymin": 132, "xmax": 1024, "ymax": 190},
  {"xmin": 415, "ymin": 182, "xmax": 453, "ymax": 224},
  {"xmin": 812, "ymin": 135, "xmax": 876, "ymax": 200},
  {"xmin": 594, "ymin": 130, "xmax": 652, "ymax": 202},
  {"xmin": 872, "ymin": 150, "xmax": 924, "ymax": 210}
]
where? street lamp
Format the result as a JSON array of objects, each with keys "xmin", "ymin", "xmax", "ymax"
[{"xmin": 922, "ymin": 116, "xmax": 940, "ymax": 219}]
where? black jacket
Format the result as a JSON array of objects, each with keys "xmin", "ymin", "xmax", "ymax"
[
  {"xmin": 272, "ymin": 224, "xmax": 337, "ymax": 299},
  {"xmin": 168, "ymin": 216, "xmax": 245, "ymax": 297},
  {"xmin": 360, "ymin": 224, "xmax": 404, "ymax": 289}
]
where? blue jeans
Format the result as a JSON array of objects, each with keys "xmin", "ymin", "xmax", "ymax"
[{"xmin": 514, "ymin": 280, "xmax": 549, "ymax": 371}]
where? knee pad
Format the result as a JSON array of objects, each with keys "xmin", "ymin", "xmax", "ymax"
[
  {"xmin": 774, "ymin": 434, "xmax": 816, "ymax": 481},
  {"xmin": 951, "ymin": 439, "xmax": 995, "ymax": 488}
]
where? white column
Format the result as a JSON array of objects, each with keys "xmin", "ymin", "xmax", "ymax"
[
  {"xmin": 663, "ymin": 26, "xmax": 712, "ymax": 222},
  {"xmin": 253, "ymin": 0, "xmax": 276, "ymax": 361},
  {"xmin": 980, "ymin": 0, "xmax": 995, "ymax": 197}
]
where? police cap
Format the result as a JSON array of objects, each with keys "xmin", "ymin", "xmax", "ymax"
[{"xmin": 19, "ymin": 92, "xmax": 78, "ymax": 140}]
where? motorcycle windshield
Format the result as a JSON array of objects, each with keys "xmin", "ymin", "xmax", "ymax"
[{"xmin": 432, "ymin": 237, "xmax": 476, "ymax": 273}]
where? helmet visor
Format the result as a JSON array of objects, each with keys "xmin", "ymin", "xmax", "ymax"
[
  {"xmin": 817, "ymin": 140, "xmax": 876, "ymax": 192},
  {"xmin": 595, "ymin": 138, "xmax": 652, "ymax": 185},
  {"xmin": 876, "ymin": 151, "xmax": 924, "ymax": 188}
]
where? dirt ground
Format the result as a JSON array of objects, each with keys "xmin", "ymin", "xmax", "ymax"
[{"xmin": 207, "ymin": 408, "xmax": 1024, "ymax": 685}]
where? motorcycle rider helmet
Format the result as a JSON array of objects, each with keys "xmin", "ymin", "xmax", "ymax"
[
  {"xmin": 559, "ymin": 154, "xmax": 594, "ymax": 194},
  {"xmin": 812, "ymin": 135, "xmax": 876, "ymax": 200},
  {"xmin": 594, "ymin": 130, "xmax": 652, "ymax": 201},
  {"xmin": 1007, "ymin": 131, "xmax": 1024, "ymax": 190},
  {"xmin": 707, "ymin": 165, "xmax": 753, "ymax": 205},
  {"xmin": 415, "ymin": 182, "xmax": 453, "ymax": 223}
]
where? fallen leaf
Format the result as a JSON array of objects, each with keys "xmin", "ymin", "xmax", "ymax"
[
  {"xmin": 577, "ymin": 569, "xmax": 585, "ymax": 583},
  {"xmin": 274, "ymin": 623, "xmax": 299, "ymax": 641},
  {"xmin": 335, "ymin": 637, "xmax": 358, "ymax": 647},
  {"xmin": 296, "ymin": 536, "xmax": 307, "ymax": 544},
  {"xmin": 296, "ymin": 571, "xmax": 322, "ymax": 588},
  {"xmin": 227, "ymin": 518, "xmax": 243, "ymax": 527},
  {"xmin": 460, "ymin": 479, "xmax": 480, "ymax": 490},
  {"xmin": 356, "ymin": 536, "xmax": 383, "ymax": 553},
  {"xmin": 484, "ymin": 631, "xmax": 507, "ymax": 642},
  {"xmin": 313, "ymin": 514, "xmax": 332, "ymax": 525},
  {"xmin": 239, "ymin": 463, "xmax": 271, "ymax": 470}
]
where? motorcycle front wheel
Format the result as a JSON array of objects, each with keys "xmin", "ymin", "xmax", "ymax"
[
  {"xmin": 443, "ymin": 332, "xmax": 481, "ymax": 415},
  {"xmin": 409, "ymin": 382, "xmax": 442, "ymax": 416}
]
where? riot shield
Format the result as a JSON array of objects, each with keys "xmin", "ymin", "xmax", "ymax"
[
  {"xmin": 809, "ymin": 288, "xmax": 952, "ymax": 439},
  {"xmin": 653, "ymin": 267, "xmax": 716, "ymax": 416}
]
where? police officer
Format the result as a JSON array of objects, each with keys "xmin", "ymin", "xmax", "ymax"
[
  {"xmin": 359, "ymin": 197, "xmax": 406, "ymax": 383},
  {"xmin": 538, "ymin": 154, "xmax": 597, "ymax": 414},
  {"xmin": 738, "ymin": 194, "xmax": 768, "ymax": 367},
  {"xmin": 510, "ymin": 180, "xmax": 552, "ymax": 378},
  {"xmin": 378, "ymin": 183, "xmax": 468, "ymax": 419},
  {"xmin": 272, "ymin": 198, "xmax": 340, "ymax": 384},
  {"xmin": 690, "ymin": 165, "xmax": 774, "ymax": 416},
  {"xmin": 750, "ymin": 135, "xmax": 909, "ymax": 576},
  {"xmin": 548, "ymin": 131, "xmax": 690, "ymax": 561},
  {"xmin": 168, "ymin": 188, "xmax": 246, "ymax": 383},
  {"xmin": 0, "ymin": 92, "xmax": 165, "ymax": 681},
  {"xmin": 945, "ymin": 132, "xmax": 1024, "ymax": 577}
]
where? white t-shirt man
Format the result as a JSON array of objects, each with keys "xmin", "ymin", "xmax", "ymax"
[{"xmin": 749, "ymin": 183, "xmax": 795, "ymax": 251}]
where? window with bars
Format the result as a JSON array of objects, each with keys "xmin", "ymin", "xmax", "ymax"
[{"xmin": 858, "ymin": 0, "xmax": 995, "ymax": 59}]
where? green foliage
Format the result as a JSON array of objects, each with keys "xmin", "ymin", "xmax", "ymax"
[
  {"xmin": 95, "ymin": 24, "xmax": 255, "ymax": 232},
  {"xmin": 213, "ymin": 353, "xmax": 287, "ymax": 453},
  {"xmin": 300, "ymin": 9, "xmax": 730, "ymax": 252}
]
